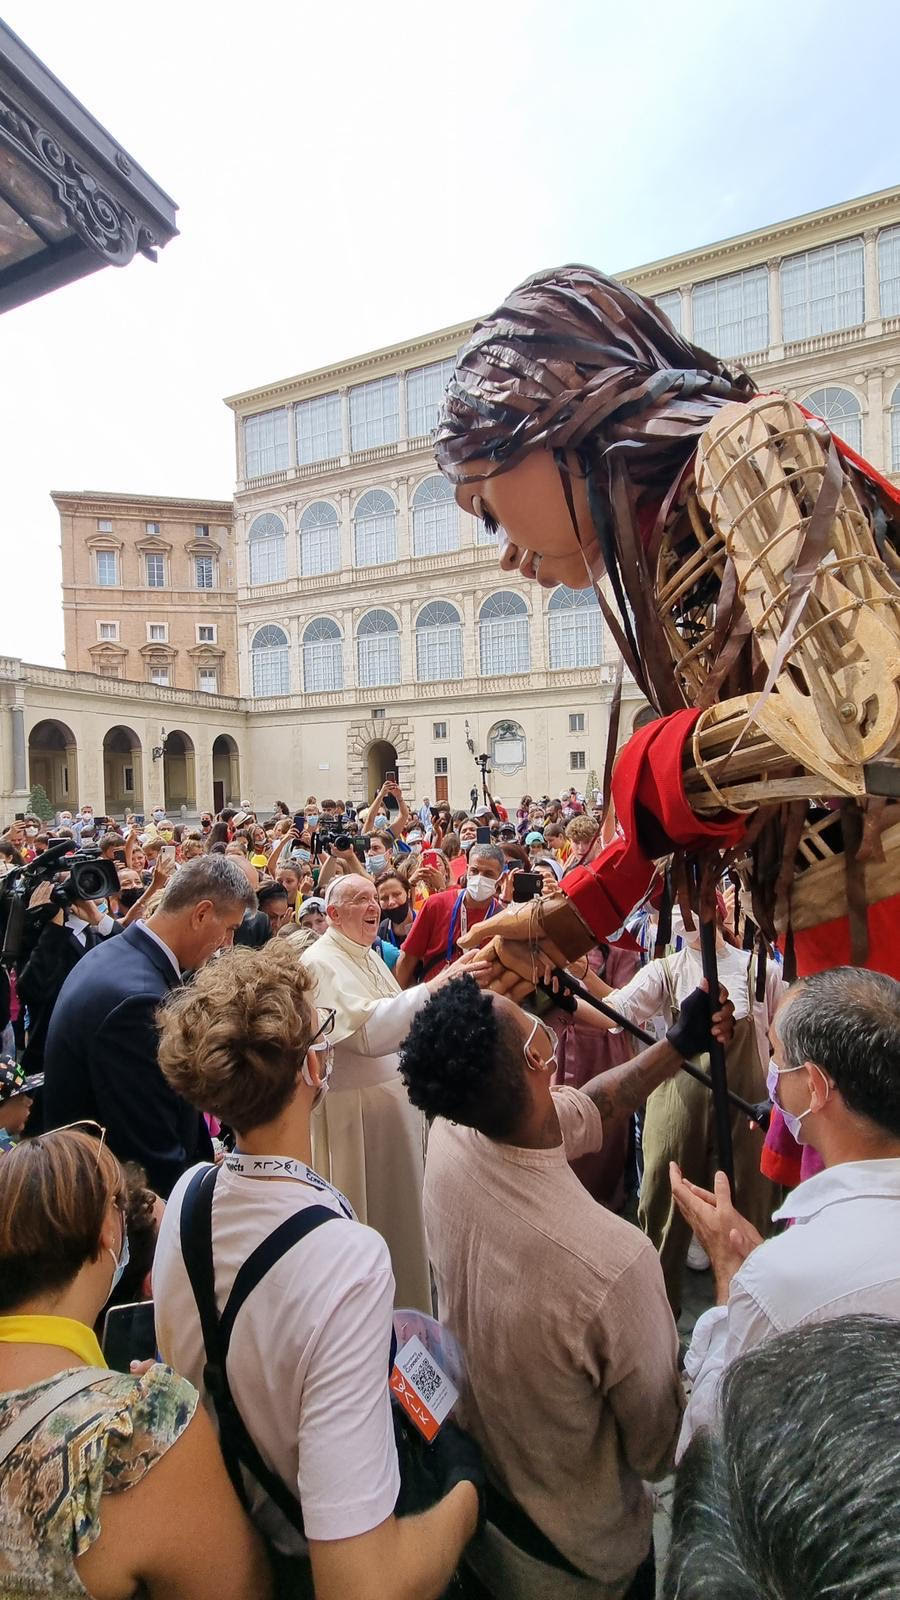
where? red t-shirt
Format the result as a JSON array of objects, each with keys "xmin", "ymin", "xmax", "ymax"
[
  {"xmin": 448, "ymin": 853, "xmax": 468, "ymax": 885},
  {"xmin": 400, "ymin": 886, "xmax": 497, "ymax": 977}
]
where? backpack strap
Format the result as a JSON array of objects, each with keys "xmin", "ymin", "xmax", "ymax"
[
  {"xmin": 179, "ymin": 1164, "xmax": 341, "ymax": 1535},
  {"xmin": 0, "ymin": 1368, "xmax": 111, "ymax": 1467}
]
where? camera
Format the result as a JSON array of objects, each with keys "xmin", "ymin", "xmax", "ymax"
[{"xmin": 0, "ymin": 841, "xmax": 121, "ymax": 969}]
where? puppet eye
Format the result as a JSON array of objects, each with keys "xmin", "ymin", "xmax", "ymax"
[{"xmin": 472, "ymin": 495, "xmax": 499, "ymax": 536}]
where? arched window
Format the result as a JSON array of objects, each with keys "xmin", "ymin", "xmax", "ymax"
[
  {"xmin": 299, "ymin": 501, "xmax": 339, "ymax": 577},
  {"xmin": 251, "ymin": 624, "xmax": 290, "ymax": 696},
  {"xmin": 357, "ymin": 609, "xmax": 400, "ymax": 688},
  {"xmin": 415, "ymin": 600, "xmax": 462, "ymax": 682},
  {"xmin": 353, "ymin": 489, "xmax": 397, "ymax": 567},
  {"xmin": 303, "ymin": 616, "xmax": 343, "ymax": 693},
  {"xmin": 479, "ymin": 592, "xmax": 530, "ymax": 676},
  {"xmin": 248, "ymin": 513, "xmax": 286, "ymax": 585},
  {"xmin": 412, "ymin": 476, "xmax": 458, "ymax": 557},
  {"xmin": 548, "ymin": 586, "xmax": 602, "ymax": 668},
  {"xmin": 802, "ymin": 386, "xmax": 862, "ymax": 454},
  {"xmin": 891, "ymin": 383, "xmax": 900, "ymax": 475}
]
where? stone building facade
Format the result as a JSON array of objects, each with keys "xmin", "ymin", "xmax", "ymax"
[{"xmin": 5, "ymin": 185, "xmax": 898, "ymax": 820}]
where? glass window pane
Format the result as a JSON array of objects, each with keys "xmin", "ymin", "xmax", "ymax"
[
  {"xmin": 406, "ymin": 358, "xmax": 456, "ymax": 439},
  {"xmin": 548, "ymin": 586, "xmax": 602, "ymax": 667},
  {"xmin": 781, "ymin": 238, "xmax": 864, "ymax": 343},
  {"xmin": 244, "ymin": 408, "xmax": 290, "ymax": 478},
  {"xmin": 96, "ymin": 550, "xmax": 118, "ymax": 586},
  {"xmin": 692, "ymin": 266, "xmax": 769, "ymax": 357},
  {"xmin": 653, "ymin": 290, "xmax": 683, "ymax": 333},
  {"xmin": 891, "ymin": 386, "xmax": 900, "ymax": 473},
  {"xmin": 248, "ymin": 514, "xmax": 287, "ymax": 585},
  {"xmin": 299, "ymin": 501, "xmax": 340, "ymax": 576},
  {"xmin": 412, "ymin": 476, "xmax": 458, "ymax": 556},
  {"xmin": 195, "ymin": 555, "xmax": 214, "ymax": 588},
  {"xmin": 296, "ymin": 392, "xmax": 342, "ymax": 464},
  {"xmin": 878, "ymin": 227, "xmax": 900, "ymax": 318},
  {"xmin": 353, "ymin": 490, "xmax": 397, "ymax": 566},
  {"xmin": 349, "ymin": 376, "xmax": 400, "ymax": 451},
  {"xmin": 146, "ymin": 554, "xmax": 166, "ymax": 587},
  {"xmin": 251, "ymin": 626, "xmax": 290, "ymax": 695},
  {"xmin": 802, "ymin": 386, "xmax": 862, "ymax": 454},
  {"xmin": 199, "ymin": 670, "xmax": 218, "ymax": 693},
  {"xmin": 416, "ymin": 602, "xmax": 462, "ymax": 680}
]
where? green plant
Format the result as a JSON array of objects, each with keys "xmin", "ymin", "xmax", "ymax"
[{"xmin": 26, "ymin": 783, "xmax": 55, "ymax": 822}]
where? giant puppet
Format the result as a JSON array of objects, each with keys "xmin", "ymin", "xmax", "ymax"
[{"xmin": 434, "ymin": 267, "xmax": 900, "ymax": 1183}]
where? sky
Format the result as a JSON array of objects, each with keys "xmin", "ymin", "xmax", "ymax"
[{"xmin": 2, "ymin": 0, "xmax": 898, "ymax": 665}]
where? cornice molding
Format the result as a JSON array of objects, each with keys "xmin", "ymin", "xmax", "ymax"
[{"xmin": 52, "ymin": 489, "xmax": 232, "ymax": 518}]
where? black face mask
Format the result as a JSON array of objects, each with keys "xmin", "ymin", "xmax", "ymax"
[
  {"xmin": 117, "ymin": 886, "xmax": 144, "ymax": 909},
  {"xmin": 384, "ymin": 900, "xmax": 411, "ymax": 926}
]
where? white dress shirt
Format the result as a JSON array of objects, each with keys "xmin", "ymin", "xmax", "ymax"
[
  {"xmin": 679, "ymin": 1157, "xmax": 900, "ymax": 1455},
  {"xmin": 64, "ymin": 910, "xmax": 116, "ymax": 947}
]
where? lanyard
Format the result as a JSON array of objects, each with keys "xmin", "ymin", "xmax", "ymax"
[
  {"xmin": 0, "ymin": 1315, "xmax": 105, "ymax": 1369},
  {"xmin": 225, "ymin": 1151, "xmax": 355, "ymax": 1218},
  {"xmin": 444, "ymin": 892, "xmax": 497, "ymax": 970}
]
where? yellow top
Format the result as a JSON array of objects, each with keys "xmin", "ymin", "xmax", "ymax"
[{"xmin": 0, "ymin": 1314, "xmax": 105, "ymax": 1369}]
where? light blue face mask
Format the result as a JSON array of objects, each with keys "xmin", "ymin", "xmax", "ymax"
[
  {"xmin": 294, "ymin": 848, "xmax": 311, "ymax": 863},
  {"xmin": 306, "ymin": 814, "xmax": 318, "ymax": 827},
  {"xmin": 766, "ymin": 1060, "xmax": 829, "ymax": 1142},
  {"xmin": 366, "ymin": 853, "xmax": 388, "ymax": 875},
  {"xmin": 373, "ymin": 814, "xmax": 388, "ymax": 830},
  {"xmin": 107, "ymin": 1217, "xmax": 130, "ymax": 1295}
]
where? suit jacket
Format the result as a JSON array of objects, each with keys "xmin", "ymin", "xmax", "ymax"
[
  {"xmin": 43, "ymin": 922, "xmax": 213, "ymax": 1197},
  {"xmin": 18, "ymin": 918, "xmax": 120, "ymax": 1073}
]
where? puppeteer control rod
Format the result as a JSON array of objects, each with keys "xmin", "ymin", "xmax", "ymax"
[
  {"xmin": 545, "ymin": 970, "xmax": 770, "ymax": 1133},
  {"xmin": 692, "ymin": 860, "xmax": 736, "ymax": 1189}
]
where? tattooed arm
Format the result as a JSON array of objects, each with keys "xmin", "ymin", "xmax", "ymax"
[{"xmin": 579, "ymin": 1040, "xmax": 681, "ymax": 1122}]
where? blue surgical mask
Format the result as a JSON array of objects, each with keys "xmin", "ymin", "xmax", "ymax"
[
  {"xmin": 107, "ymin": 1217, "xmax": 130, "ymax": 1295},
  {"xmin": 307, "ymin": 814, "xmax": 318, "ymax": 827},
  {"xmin": 374, "ymin": 814, "xmax": 388, "ymax": 830},
  {"xmin": 766, "ymin": 1060, "xmax": 829, "ymax": 1142},
  {"xmin": 366, "ymin": 853, "xmax": 387, "ymax": 875},
  {"xmin": 294, "ymin": 848, "xmax": 311, "ymax": 863}
]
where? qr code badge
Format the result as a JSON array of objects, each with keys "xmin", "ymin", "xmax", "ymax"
[{"xmin": 390, "ymin": 1335, "xmax": 459, "ymax": 1441}]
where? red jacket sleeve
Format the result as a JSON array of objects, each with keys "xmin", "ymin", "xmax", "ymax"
[{"xmin": 562, "ymin": 710, "xmax": 746, "ymax": 943}]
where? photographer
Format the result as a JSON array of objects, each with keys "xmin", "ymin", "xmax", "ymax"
[
  {"xmin": 153, "ymin": 943, "xmax": 482, "ymax": 1600},
  {"xmin": 16, "ymin": 877, "xmax": 121, "ymax": 1080},
  {"xmin": 361, "ymin": 780, "xmax": 411, "ymax": 841}
]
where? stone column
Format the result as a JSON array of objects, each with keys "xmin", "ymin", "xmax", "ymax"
[
  {"xmin": 339, "ymin": 386, "xmax": 351, "ymax": 461},
  {"xmin": 864, "ymin": 229, "xmax": 881, "ymax": 328},
  {"xmin": 10, "ymin": 704, "xmax": 26, "ymax": 794},
  {"xmin": 287, "ymin": 403, "xmax": 298, "ymax": 471},
  {"xmin": 767, "ymin": 257, "xmax": 783, "ymax": 356},
  {"xmin": 681, "ymin": 282, "xmax": 694, "ymax": 342},
  {"xmin": 397, "ymin": 371, "xmax": 408, "ymax": 446},
  {"xmin": 395, "ymin": 477, "xmax": 411, "ymax": 562},
  {"xmin": 339, "ymin": 489, "xmax": 353, "ymax": 572},
  {"xmin": 864, "ymin": 368, "xmax": 885, "ymax": 470},
  {"xmin": 398, "ymin": 600, "xmax": 414, "ymax": 684}
]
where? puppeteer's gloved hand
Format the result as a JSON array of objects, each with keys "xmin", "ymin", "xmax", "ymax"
[
  {"xmin": 666, "ymin": 982, "xmax": 735, "ymax": 1058},
  {"xmin": 428, "ymin": 1419, "xmax": 486, "ymax": 1533}
]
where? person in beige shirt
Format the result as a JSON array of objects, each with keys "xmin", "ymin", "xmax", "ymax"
[{"xmin": 398, "ymin": 974, "xmax": 733, "ymax": 1600}]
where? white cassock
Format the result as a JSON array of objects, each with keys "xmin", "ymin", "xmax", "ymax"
[{"xmin": 300, "ymin": 926, "xmax": 432, "ymax": 1313}]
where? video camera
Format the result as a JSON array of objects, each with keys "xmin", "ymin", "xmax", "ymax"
[{"xmin": 0, "ymin": 840, "xmax": 121, "ymax": 969}]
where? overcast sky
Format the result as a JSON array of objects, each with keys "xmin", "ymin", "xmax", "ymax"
[{"xmin": 3, "ymin": 0, "xmax": 897, "ymax": 665}]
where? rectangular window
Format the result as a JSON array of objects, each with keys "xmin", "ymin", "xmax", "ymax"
[
  {"xmin": 692, "ymin": 266, "xmax": 769, "ymax": 357},
  {"xmin": 98, "ymin": 621, "xmax": 119, "ymax": 641},
  {"xmin": 145, "ymin": 521, "xmax": 161, "ymax": 536},
  {"xmin": 123, "ymin": 766, "xmax": 134, "ymax": 792},
  {"xmin": 96, "ymin": 550, "xmax": 118, "ymax": 586},
  {"xmin": 349, "ymin": 376, "xmax": 400, "ymax": 451},
  {"xmin": 197, "ymin": 624, "xmax": 216, "ymax": 643},
  {"xmin": 434, "ymin": 756, "xmax": 448, "ymax": 776},
  {"xmin": 433, "ymin": 721, "xmax": 448, "ymax": 740},
  {"xmin": 653, "ymin": 290, "xmax": 683, "ymax": 333},
  {"xmin": 781, "ymin": 237, "xmax": 864, "ymax": 343},
  {"xmin": 244, "ymin": 407, "xmax": 290, "ymax": 478},
  {"xmin": 98, "ymin": 665, "xmax": 120, "ymax": 679},
  {"xmin": 569, "ymin": 712, "xmax": 585, "ymax": 733},
  {"xmin": 570, "ymin": 750, "xmax": 586, "ymax": 770},
  {"xmin": 149, "ymin": 666, "xmax": 170, "ymax": 686},
  {"xmin": 145, "ymin": 553, "xmax": 166, "ymax": 588},
  {"xmin": 195, "ymin": 523, "xmax": 210, "ymax": 537},
  {"xmin": 199, "ymin": 669, "xmax": 218, "ymax": 694},
  {"xmin": 97, "ymin": 518, "xmax": 113, "ymax": 533},
  {"xmin": 148, "ymin": 623, "xmax": 168, "ymax": 642},
  {"xmin": 296, "ymin": 392, "xmax": 342, "ymax": 463},
  {"xmin": 878, "ymin": 226, "xmax": 900, "ymax": 318},
  {"xmin": 406, "ymin": 358, "xmax": 456, "ymax": 439},
  {"xmin": 194, "ymin": 554, "xmax": 214, "ymax": 589}
]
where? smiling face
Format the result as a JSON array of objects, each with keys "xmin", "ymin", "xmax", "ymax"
[
  {"xmin": 327, "ymin": 878, "xmax": 381, "ymax": 946},
  {"xmin": 454, "ymin": 449, "xmax": 602, "ymax": 591}
]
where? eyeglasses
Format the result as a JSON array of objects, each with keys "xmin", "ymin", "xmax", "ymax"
[
  {"xmin": 53, "ymin": 1119, "xmax": 108, "ymax": 1163},
  {"xmin": 308, "ymin": 1007, "xmax": 336, "ymax": 1052}
]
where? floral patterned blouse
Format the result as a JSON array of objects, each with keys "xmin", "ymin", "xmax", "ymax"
[{"xmin": 0, "ymin": 1363, "xmax": 197, "ymax": 1597}]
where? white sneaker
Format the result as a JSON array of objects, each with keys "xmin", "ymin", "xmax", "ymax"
[{"xmin": 686, "ymin": 1235, "xmax": 710, "ymax": 1272}]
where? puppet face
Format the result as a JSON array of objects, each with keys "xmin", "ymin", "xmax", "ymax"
[{"xmin": 453, "ymin": 449, "xmax": 603, "ymax": 590}]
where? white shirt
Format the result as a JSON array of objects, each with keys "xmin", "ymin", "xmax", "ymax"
[
  {"xmin": 64, "ymin": 910, "xmax": 116, "ymax": 947},
  {"xmin": 607, "ymin": 942, "xmax": 783, "ymax": 1071},
  {"xmin": 138, "ymin": 922, "xmax": 181, "ymax": 979},
  {"xmin": 153, "ymin": 1160, "xmax": 400, "ymax": 1551},
  {"xmin": 679, "ymin": 1157, "xmax": 900, "ymax": 1456}
]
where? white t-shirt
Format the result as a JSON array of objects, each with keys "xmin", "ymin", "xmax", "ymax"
[{"xmin": 153, "ymin": 1158, "xmax": 400, "ymax": 1552}]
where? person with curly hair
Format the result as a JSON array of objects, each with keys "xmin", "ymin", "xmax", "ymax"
[
  {"xmin": 398, "ymin": 973, "xmax": 733, "ymax": 1600},
  {"xmin": 153, "ymin": 942, "xmax": 482, "ymax": 1600}
]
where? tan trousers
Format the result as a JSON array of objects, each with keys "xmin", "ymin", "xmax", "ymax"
[{"xmin": 637, "ymin": 1016, "xmax": 778, "ymax": 1314}]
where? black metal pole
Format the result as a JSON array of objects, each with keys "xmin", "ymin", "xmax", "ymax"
[
  {"xmin": 544, "ymin": 972, "xmax": 770, "ymax": 1130},
  {"xmin": 693, "ymin": 861, "xmax": 735, "ymax": 1190}
]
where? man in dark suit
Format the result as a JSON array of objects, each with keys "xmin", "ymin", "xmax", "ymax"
[
  {"xmin": 44, "ymin": 854, "xmax": 255, "ymax": 1197},
  {"xmin": 17, "ymin": 884, "xmax": 121, "ymax": 1079}
]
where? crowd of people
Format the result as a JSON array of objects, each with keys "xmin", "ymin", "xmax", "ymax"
[{"xmin": 0, "ymin": 784, "xmax": 899, "ymax": 1598}]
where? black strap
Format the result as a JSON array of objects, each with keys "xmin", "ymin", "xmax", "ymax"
[{"xmin": 179, "ymin": 1164, "xmax": 341, "ymax": 1535}]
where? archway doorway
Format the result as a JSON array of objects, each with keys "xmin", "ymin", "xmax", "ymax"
[
  {"xmin": 366, "ymin": 740, "xmax": 397, "ymax": 804},
  {"xmin": 28, "ymin": 719, "xmax": 78, "ymax": 811},
  {"xmin": 163, "ymin": 730, "xmax": 196, "ymax": 812},
  {"xmin": 632, "ymin": 705, "xmax": 658, "ymax": 734},
  {"xmin": 212, "ymin": 734, "xmax": 240, "ymax": 814},
  {"xmin": 103, "ymin": 726, "xmax": 143, "ymax": 817}
]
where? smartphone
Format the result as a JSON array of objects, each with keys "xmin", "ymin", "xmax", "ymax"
[
  {"xmin": 512, "ymin": 871, "xmax": 543, "ymax": 902},
  {"xmin": 14, "ymin": 812, "xmax": 24, "ymax": 822},
  {"xmin": 384, "ymin": 771, "xmax": 397, "ymax": 784},
  {"xmin": 475, "ymin": 826, "xmax": 492, "ymax": 845},
  {"xmin": 161, "ymin": 845, "xmax": 176, "ymax": 862},
  {"xmin": 422, "ymin": 849, "xmax": 442, "ymax": 868},
  {"xmin": 293, "ymin": 813, "xmax": 305, "ymax": 833},
  {"xmin": 102, "ymin": 1300, "xmax": 157, "ymax": 1373}
]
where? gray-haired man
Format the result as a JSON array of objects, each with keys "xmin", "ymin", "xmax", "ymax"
[
  {"xmin": 44, "ymin": 855, "xmax": 255, "ymax": 1195},
  {"xmin": 395, "ymin": 842, "xmax": 506, "ymax": 986}
]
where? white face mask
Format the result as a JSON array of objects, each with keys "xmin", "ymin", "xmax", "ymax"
[
  {"xmin": 466, "ymin": 872, "xmax": 497, "ymax": 903},
  {"xmin": 302, "ymin": 1042, "xmax": 334, "ymax": 1110}
]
